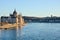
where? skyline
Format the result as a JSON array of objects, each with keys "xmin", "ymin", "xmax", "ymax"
[{"xmin": 0, "ymin": 0, "xmax": 60, "ymax": 17}]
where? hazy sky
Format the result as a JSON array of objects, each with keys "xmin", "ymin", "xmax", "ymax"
[{"xmin": 0, "ymin": 0, "xmax": 60, "ymax": 17}]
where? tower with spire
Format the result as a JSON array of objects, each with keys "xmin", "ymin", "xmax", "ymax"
[
  {"xmin": 13, "ymin": 9, "xmax": 17, "ymax": 17},
  {"xmin": 10, "ymin": 9, "xmax": 17, "ymax": 17}
]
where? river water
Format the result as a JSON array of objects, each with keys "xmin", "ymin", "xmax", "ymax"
[{"xmin": 0, "ymin": 23, "xmax": 60, "ymax": 40}]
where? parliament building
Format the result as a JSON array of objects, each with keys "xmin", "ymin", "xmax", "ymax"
[{"xmin": 1, "ymin": 10, "xmax": 24, "ymax": 24}]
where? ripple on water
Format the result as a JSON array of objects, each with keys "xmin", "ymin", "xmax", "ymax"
[{"xmin": 0, "ymin": 23, "xmax": 60, "ymax": 40}]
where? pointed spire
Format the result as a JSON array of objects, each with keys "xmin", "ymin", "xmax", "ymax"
[
  {"xmin": 13, "ymin": 9, "xmax": 17, "ymax": 17},
  {"xmin": 13, "ymin": 9, "xmax": 17, "ymax": 14}
]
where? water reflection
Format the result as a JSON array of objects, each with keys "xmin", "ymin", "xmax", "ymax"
[
  {"xmin": 16, "ymin": 28, "xmax": 22, "ymax": 40},
  {"xmin": 0, "ymin": 29, "xmax": 16, "ymax": 40},
  {"xmin": 0, "ymin": 26, "xmax": 23, "ymax": 40},
  {"xmin": 0, "ymin": 23, "xmax": 60, "ymax": 40}
]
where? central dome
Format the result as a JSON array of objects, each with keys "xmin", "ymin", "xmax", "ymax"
[{"xmin": 13, "ymin": 9, "xmax": 17, "ymax": 15}]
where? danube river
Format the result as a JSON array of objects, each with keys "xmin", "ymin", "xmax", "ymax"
[{"xmin": 0, "ymin": 23, "xmax": 60, "ymax": 40}]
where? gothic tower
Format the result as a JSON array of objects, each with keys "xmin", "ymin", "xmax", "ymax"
[{"xmin": 13, "ymin": 9, "xmax": 17, "ymax": 17}]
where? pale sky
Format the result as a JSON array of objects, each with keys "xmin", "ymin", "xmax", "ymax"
[{"xmin": 0, "ymin": 0, "xmax": 60, "ymax": 17}]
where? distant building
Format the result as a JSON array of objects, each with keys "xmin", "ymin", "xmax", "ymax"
[
  {"xmin": 0, "ymin": 18, "xmax": 1, "ymax": 22},
  {"xmin": 1, "ymin": 10, "xmax": 23, "ymax": 24}
]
